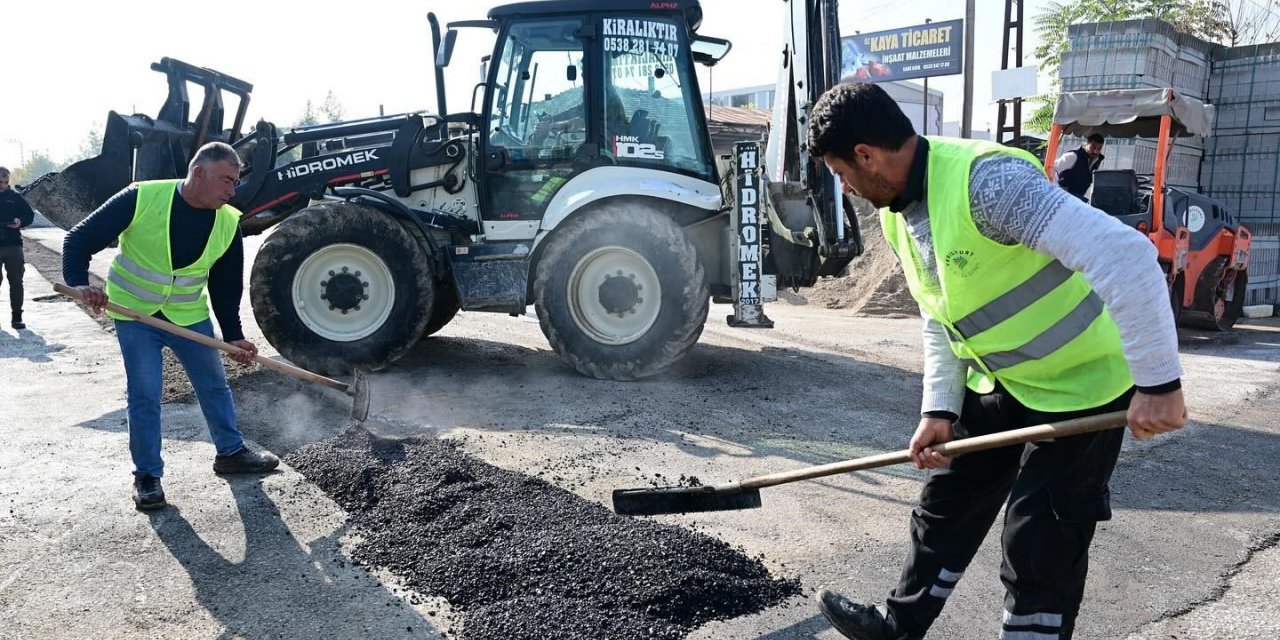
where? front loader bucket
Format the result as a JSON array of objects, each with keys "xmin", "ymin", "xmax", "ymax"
[
  {"xmin": 20, "ymin": 57, "xmax": 254, "ymax": 230},
  {"xmin": 20, "ymin": 153, "xmax": 127, "ymax": 230},
  {"xmin": 20, "ymin": 111, "xmax": 199, "ymax": 230}
]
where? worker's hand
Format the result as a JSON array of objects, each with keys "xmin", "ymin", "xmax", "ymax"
[
  {"xmin": 6, "ymin": 218, "xmax": 20, "ymax": 229},
  {"xmin": 1127, "ymin": 388, "xmax": 1188, "ymax": 440},
  {"xmin": 226, "ymin": 339, "xmax": 258, "ymax": 365},
  {"xmin": 909, "ymin": 417, "xmax": 955, "ymax": 470},
  {"xmin": 75, "ymin": 285, "xmax": 107, "ymax": 315}
]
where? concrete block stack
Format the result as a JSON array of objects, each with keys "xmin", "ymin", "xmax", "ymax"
[
  {"xmin": 1205, "ymin": 43, "xmax": 1280, "ymax": 303},
  {"xmin": 1062, "ymin": 20, "xmax": 1212, "ymax": 99}
]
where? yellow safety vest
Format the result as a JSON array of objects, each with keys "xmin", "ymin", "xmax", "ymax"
[
  {"xmin": 881, "ymin": 137, "xmax": 1133, "ymax": 411},
  {"xmin": 105, "ymin": 180, "xmax": 240, "ymax": 326}
]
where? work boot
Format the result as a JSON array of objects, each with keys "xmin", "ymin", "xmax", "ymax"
[
  {"xmin": 11, "ymin": 311, "xmax": 23, "ymax": 330},
  {"xmin": 133, "ymin": 475, "xmax": 166, "ymax": 511},
  {"xmin": 816, "ymin": 588, "xmax": 909, "ymax": 640},
  {"xmin": 213, "ymin": 447, "xmax": 280, "ymax": 474}
]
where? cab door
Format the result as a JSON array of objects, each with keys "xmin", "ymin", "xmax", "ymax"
[{"xmin": 479, "ymin": 17, "xmax": 589, "ymax": 237}]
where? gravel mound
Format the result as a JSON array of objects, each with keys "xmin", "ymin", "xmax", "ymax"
[
  {"xmin": 286, "ymin": 427, "xmax": 800, "ymax": 639},
  {"xmin": 788, "ymin": 198, "xmax": 919, "ymax": 318}
]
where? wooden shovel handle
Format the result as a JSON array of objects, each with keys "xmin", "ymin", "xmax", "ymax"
[
  {"xmin": 55, "ymin": 283, "xmax": 350, "ymax": 394},
  {"xmin": 741, "ymin": 411, "xmax": 1129, "ymax": 491}
]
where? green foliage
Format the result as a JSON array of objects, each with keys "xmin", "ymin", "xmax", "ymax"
[
  {"xmin": 72, "ymin": 125, "xmax": 104, "ymax": 164},
  {"xmin": 296, "ymin": 100, "xmax": 320, "ymax": 128},
  {"xmin": 320, "ymin": 90, "xmax": 345, "ymax": 123},
  {"xmin": 11, "ymin": 150, "xmax": 66, "ymax": 186}
]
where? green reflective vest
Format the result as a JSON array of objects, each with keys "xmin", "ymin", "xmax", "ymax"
[
  {"xmin": 881, "ymin": 137, "xmax": 1133, "ymax": 411},
  {"xmin": 105, "ymin": 180, "xmax": 240, "ymax": 326}
]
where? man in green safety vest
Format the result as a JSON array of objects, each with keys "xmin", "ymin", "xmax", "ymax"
[
  {"xmin": 64, "ymin": 142, "xmax": 279, "ymax": 511},
  {"xmin": 805, "ymin": 83, "xmax": 1187, "ymax": 640}
]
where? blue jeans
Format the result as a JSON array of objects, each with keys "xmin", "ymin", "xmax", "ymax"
[{"xmin": 115, "ymin": 318, "xmax": 244, "ymax": 478}]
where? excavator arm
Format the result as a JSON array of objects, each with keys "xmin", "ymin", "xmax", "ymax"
[{"xmin": 764, "ymin": 0, "xmax": 862, "ymax": 288}]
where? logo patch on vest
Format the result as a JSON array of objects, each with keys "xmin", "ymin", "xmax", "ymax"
[{"xmin": 944, "ymin": 249, "xmax": 978, "ymax": 277}]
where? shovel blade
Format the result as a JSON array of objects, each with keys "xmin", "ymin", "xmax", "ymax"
[
  {"xmin": 349, "ymin": 367, "xmax": 371, "ymax": 423},
  {"xmin": 611, "ymin": 486, "xmax": 763, "ymax": 516}
]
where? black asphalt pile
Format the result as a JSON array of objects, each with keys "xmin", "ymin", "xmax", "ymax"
[{"xmin": 285, "ymin": 426, "xmax": 800, "ymax": 639}]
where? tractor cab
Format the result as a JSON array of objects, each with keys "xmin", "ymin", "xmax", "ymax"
[
  {"xmin": 1047, "ymin": 88, "xmax": 1252, "ymax": 329},
  {"xmin": 437, "ymin": 1, "xmax": 726, "ymax": 226}
]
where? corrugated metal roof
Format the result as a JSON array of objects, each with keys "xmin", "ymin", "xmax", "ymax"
[{"xmin": 705, "ymin": 104, "xmax": 772, "ymax": 126}]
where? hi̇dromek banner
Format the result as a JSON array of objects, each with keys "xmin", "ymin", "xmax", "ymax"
[{"xmin": 840, "ymin": 19, "xmax": 964, "ymax": 83}]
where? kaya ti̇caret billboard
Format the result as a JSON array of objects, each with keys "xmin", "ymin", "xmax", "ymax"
[{"xmin": 840, "ymin": 19, "xmax": 963, "ymax": 83}]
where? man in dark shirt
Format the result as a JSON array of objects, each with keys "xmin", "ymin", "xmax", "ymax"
[
  {"xmin": 63, "ymin": 142, "xmax": 278, "ymax": 511},
  {"xmin": 0, "ymin": 166, "xmax": 36, "ymax": 329},
  {"xmin": 1054, "ymin": 133, "xmax": 1106, "ymax": 201}
]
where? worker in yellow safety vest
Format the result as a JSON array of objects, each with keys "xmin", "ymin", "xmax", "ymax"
[
  {"xmin": 63, "ymin": 142, "xmax": 280, "ymax": 512},
  {"xmin": 804, "ymin": 83, "xmax": 1187, "ymax": 640}
]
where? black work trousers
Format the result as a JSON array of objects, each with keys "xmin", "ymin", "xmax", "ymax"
[
  {"xmin": 0, "ymin": 245, "xmax": 23, "ymax": 315},
  {"xmin": 885, "ymin": 385, "xmax": 1134, "ymax": 640}
]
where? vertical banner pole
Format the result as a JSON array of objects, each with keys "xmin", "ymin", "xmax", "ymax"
[{"xmin": 729, "ymin": 141, "xmax": 774, "ymax": 328}]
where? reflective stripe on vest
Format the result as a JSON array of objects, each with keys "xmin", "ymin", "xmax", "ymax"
[
  {"xmin": 980, "ymin": 292, "xmax": 1103, "ymax": 371},
  {"xmin": 112, "ymin": 253, "xmax": 209, "ymax": 289},
  {"xmin": 880, "ymin": 136, "xmax": 1132, "ymax": 411},
  {"xmin": 107, "ymin": 269, "xmax": 204, "ymax": 304}
]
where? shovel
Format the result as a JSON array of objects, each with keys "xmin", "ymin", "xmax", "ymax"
[
  {"xmin": 55, "ymin": 283, "xmax": 370, "ymax": 423},
  {"xmin": 612, "ymin": 411, "xmax": 1129, "ymax": 516}
]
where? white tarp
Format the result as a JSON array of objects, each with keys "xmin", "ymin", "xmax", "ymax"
[{"xmin": 1054, "ymin": 88, "xmax": 1214, "ymax": 138}]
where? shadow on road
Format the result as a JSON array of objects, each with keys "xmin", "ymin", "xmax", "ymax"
[
  {"xmin": 0, "ymin": 326, "xmax": 65, "ymax": 363},
  {"xmin": 145, "ymin": 477, "xmax": 439, "ymax": 639}
]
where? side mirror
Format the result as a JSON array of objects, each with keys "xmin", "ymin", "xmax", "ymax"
[
  {"xmin": 567, "ymin": 65, "xmax": 578, "ymax": 82},
  {"xmin": 436, "ymin": 29, "xmax": 458, "ymax": 68}
]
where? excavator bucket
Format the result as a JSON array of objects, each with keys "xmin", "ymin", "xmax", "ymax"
[{"xmin": 19, "ymin": 58, "xmax": 252, "ymax": 230}]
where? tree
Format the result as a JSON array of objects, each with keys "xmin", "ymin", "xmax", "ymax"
[
  {"xmin": 320, "ymin": 90, "xmax": 345, "ymax": 123},
  {"xmin": 72, "ymin": 125, "xmax": 104, "ymax": 164},
  {"xmin": 296, "ymin": 99, "xmax": 320, "ymax": 128},
  {"xmin": 283, "ymin": 94, "xmax": 346, "ymax": 164},
  {"xmin": 1201, "ymin": 0, "xmax": 1280, "ymax": 45},
  {"xmin": 1028, "ymin": 0, "xmax": 1280, "ymax": 133},
  {"xmin": 11, "ymin": 150, "xmax": 66, "ymax": 186}
]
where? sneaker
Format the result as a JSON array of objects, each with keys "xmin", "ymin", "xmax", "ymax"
[
  {"xmin": 133, "ymin": 475, "xmax": 167, "ymax": 511},
  {"xmin": 816, "ymin": 588, "xmax": 907, "ymax": 640},
  {"xmin": 11, "ymin": 312, "xmax": 24, "ymax": 330},
  {"xmin": 213, "ymin": 447, "xmax": 280, "ymax": 474}
]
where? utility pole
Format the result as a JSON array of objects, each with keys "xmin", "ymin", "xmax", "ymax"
[
  {"xmin": 996, "ymin": 0, "xmax": 1025, "ymax": 144},
  {"xmin": 961, "ymin": 0, "xmax": 976, "ymax": 138},
  {"xmin": 923, "ymin": 18, "xmax": 932, "ymax": 135},
  {"xmin": 3, "ymin": 138, "xmax": 24, "ymax": 167}
]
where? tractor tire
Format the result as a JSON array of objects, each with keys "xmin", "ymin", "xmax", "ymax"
[
  {"xmin": 250, "ymin": 201, "xmax": 435, "ymax": 375},
  {"xmin": 533, "ymin": 204, "xmax": 708, "ymax": 380},
  {"xmin": 1182, "ymin": 257, "xmax": 1246, "ymax": 331},
  {"xmin": 423, "ymin": 281, "xmax": 461, "ymax": 337}
]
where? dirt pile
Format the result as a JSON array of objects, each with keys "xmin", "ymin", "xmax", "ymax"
[
  {"xmin": 786, "ymin": 201, "xmax": 919, "ymax": 318},
  {"xmin": 286, "ymin": 427, "xmax": 800, "ymax": 640}
]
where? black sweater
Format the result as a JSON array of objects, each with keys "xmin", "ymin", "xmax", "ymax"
[
  {"xmin": 0, "ymin": 188, "xmax": 35, "ymax": 247},
  {"xmin": 62, "ymin": 186, "xmax": 246, "ymax": 341}
]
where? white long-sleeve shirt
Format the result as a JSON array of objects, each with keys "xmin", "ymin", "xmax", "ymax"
[
  {"xmin": 906, "ymin": 153, "xmax": 1182, "ymax": 416},
  {"xmin": 1053, "ymin": 150, "xmax": 1080, "ymax": 175}
]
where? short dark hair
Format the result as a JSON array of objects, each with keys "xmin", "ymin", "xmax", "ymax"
[
  {"xmin": 188, "ymin": 141, "xmax": 241, "ymax": 173},
  {"xmin": 1087, "ymin": 133, "xmax": 1105, "ymax": 145},
  {"xmin": 807, "ymin": 83, "xmax": 916, "ymax": 160}
]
